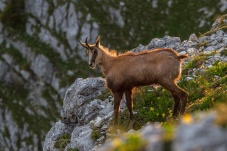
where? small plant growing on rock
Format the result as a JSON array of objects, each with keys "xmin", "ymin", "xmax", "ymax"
[
  {"xmin": 67, "ymin": 148, "xmax": 79, "ymax": 151},
  {"xmin": 118, "ymin": 86, "xmax": 173, "ymax": 131},
  {"xmin": 96, "ymin": 88, "xmax": 112, "ymax": 101},
  {"xmin": 181, "ymin": 61, "xmax": 227, "ymax": 112},
  {"xmin": 0, "ymin": 0, "xmax": 27, "ymax": 31},
  {"xmin": 91, "ymin": 127, "xmax": 102, "ymax": 140},
  {"xmin": 220, "ymin": 49, "xmax": 227, "ymax": 56},
  {"xmin": 206, "ymin": 61, "xmax": 227, "ymax": 77},
  {"xmin": 54, "ymin": 133, "xmax": 71, "ymax": 151},
  {"xmin": 196, "ymin": 41, "xmax": 208, "ymax": 49},
  {"xmin": 184, "ymin": 53, "xmax": 208, "ymax": 71}
]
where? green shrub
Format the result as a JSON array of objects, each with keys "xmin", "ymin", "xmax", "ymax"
[
  {"xmin": 220, "ymin": 49, "xmax": 227, "ymax": 56},
  {"xmin": 96, "ymin": 88, "xmax": 112, "ymax": 101},
  {"xmin": 196, "ymin": 41, "xmax": 208, "ymax": 49},
  {"xmin": 67, "ymin": 148, "xmax": 79, "ymax": 151},
  {"xmin": 0, "ymin": 0, "xmax": 27, "ymax": 31},
  {"xmin": 54, "ymin": 133, "xmax": 71, "ymax": 151},
  {"xmin": 182, "ymin": 53, "xmax": 208, "ymax": 74},
  {"xmin": 181, "ymin": 61, "xmax": 227, "ymax": 112},
  {"xmin": 91, "ymin": 127, "xmax": 102, "ymax": 140},
  {"xmin": 118, "ymin": 86, "xmax": 173, "ymax": 131}
]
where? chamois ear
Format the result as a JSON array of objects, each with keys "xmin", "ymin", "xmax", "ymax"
[{"xmin": 96, "ymin": 36, "xmax": 100, "ymax": 47}]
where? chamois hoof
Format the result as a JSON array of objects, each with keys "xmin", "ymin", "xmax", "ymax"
[
  {"xmin": 107, "ymin": 125, "xmax": 119, "ymax": 134},
  {"xmin": 112, "ymin": 125, "xmax": 118, "ymax": 131},
  {"xmin": 128, "ymin": 120, "xmax": 135, "ymax": 129}
]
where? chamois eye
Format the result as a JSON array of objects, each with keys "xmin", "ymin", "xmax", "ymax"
[{"xmin": 94, "ymin": 49, "xmax": 97, "ymax": 54}]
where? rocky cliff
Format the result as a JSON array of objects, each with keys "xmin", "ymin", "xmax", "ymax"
[
  {"xmin": 0, "ymin": 0, "xmax": 99, "ymax": 150},
  {"xmin": 43, "ymin": 16, "xmax": 227, "ymax": 151}
]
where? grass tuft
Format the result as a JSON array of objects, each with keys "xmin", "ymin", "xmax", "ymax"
[
  {"xmin": 67, "ymin": 149, "xmax": 79, "ymax": 151},
  {"xmin": 91, "ymin": 127, "xmax": 102, "ymax": 140},
  {"xmin": 54, "ymin": 133, "xmax": 71, "ymax": 151},
  {"xmin": 220, "ymin": 49, "xmax": 227, "ymax": 56},
  {"xmin": 0, "ymin": 0, "xmax": 27, "ymax": 31}
]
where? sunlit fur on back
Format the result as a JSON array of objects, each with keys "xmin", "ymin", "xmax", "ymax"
[
  {"xmin": 79, "ymin": 37, "xmax": 189, "ymax": 128},
  {"xmin": 107, "ymin": 48, "xmax": 186, "ymax": 88}
]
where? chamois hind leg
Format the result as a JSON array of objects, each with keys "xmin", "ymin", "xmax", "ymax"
[
  {"xmin": 161, "ymin": 81, "xmax": 188, "ymax": 116},
  {"xmin": 125, "ymin": 90, "xmax": 135, "ymax": 129},
  {"xmin": 113, "ymin": 91, "xmax": 123, "ymax": 128},
  {"xmin": 171, "ymin": 93, "xmax": 180, "ymax": 117}
]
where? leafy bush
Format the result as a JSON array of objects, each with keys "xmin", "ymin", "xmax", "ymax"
[
  {"xmin": 220, "ymin": 49, "xmax": 227, "ymax": 56},
  {"xmin": 0, "ymin": 0, "xmax": 27, "ymax": 31},
  {"xmin": 67, "ymin": 148, "xmax": 79, "ymax": 151},
  {"xmin": 91, "ymin": 127, "xmax": 102, "ymax": 140},
  {"xmin": 54, "ymin": 133, "xmax": 71, "ymax": 151}
]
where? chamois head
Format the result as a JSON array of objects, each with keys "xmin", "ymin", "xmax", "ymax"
[{"xmin": 79, "ymin": 37, "xmax": 102, "ymax": 69}]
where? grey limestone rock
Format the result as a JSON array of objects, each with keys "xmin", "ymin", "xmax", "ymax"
[
  {"xmin": 61, "ymin": 77, "xmax": 106, "ymax": 125},
  {"xmin": 0, "ymin": 60, "xmax": 9, "ymax": 80},
  {"xmin": 140, "ymin": 123, "xmax": 164, "ymax": 151},
  {"xmin": 31, "ymin": 54, "xmax": 54, "ymax": 84},
  {"xmin": 204, "ymin": 46, "xmax": 216, "ymax": 53},
  {"xmin": 173, "ymin": 113, "xmax": 227, "ymax": 151},
  {"xmin": 132, "ymin": 35, "xmax": 182, "ymax": 52},
  {"xmin": 164, "ymin": 36, "xmax": 181, "ymax": 49},
  {"xmin": 43, "ymin": 77, "xmax": 113, "ymax": 151},
  {"xmin": 66, "ymin": 125, "xmax": 94, "ymax": 151},
  {"xmin": 43, "ymin": 121, "xmax": 74, "ymax": 151},
  {"xmin": 211, "ymin": 18, "xmax": 220, "ymax": 30},
  {"xmin": 189, "ymin": 33, "xmax": 199, "ymax": 42},
  {"xmin": 97, "ymin": 123, "xmax": 164, "ymax": 151}
]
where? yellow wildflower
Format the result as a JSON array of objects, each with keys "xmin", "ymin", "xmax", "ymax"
[{"xmin": 182, "ymin": 113, "xmax": 193, "ymax": 124}]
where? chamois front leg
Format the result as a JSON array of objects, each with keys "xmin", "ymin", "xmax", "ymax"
[
  {"xmin": 113, "ymin": 91, "xmax": 123, "ymax": 129},
  {"xmin": 125, "ymin": 90, "xmax": 135, "ymax": 129}
]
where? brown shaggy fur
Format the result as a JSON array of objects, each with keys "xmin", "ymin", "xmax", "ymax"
[{"xmin": 79, "ymin": 37, "xmax": 188, "ymax": 128}]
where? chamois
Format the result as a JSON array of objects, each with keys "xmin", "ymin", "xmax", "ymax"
[{"xmin": 79, "ymin": 36, "xmax": 188, "ymax": 128}]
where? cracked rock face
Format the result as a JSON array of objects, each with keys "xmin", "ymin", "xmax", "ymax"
[
  {"xmin": 43, "ymin": 77, "xmax": 113, "ymax": 151},
  {"xmin": 31, "ymin": 54, "xmax": 54, "ymax": 83},
  {"xmin": 61, "ymin": 77, "xmax": 106, "ymax": 125}
]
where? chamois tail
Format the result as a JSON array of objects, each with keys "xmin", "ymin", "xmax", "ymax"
[{"xmin": 178, "ymin": 54, "xmax": 188, "ymax": 60}]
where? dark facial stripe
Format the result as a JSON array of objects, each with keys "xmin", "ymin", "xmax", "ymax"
[{"xmin": 91, "ymin": 50, "xmax": 98, "ymax": 63}]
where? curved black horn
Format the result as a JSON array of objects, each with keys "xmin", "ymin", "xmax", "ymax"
[
  {"xmin": 85, "ymin": 37, "xmax": 92, "ymax": 49},
  {"xmin": 79, "ymin": 39, "xmax": 88, "ymax": 49}
]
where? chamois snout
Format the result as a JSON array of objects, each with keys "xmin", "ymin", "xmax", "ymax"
[
  {"xmin": 88, "ymin": 50, "xmax": 98, "ymax": 69},
  {"xmin": 89, "ymin": 62, "xmax": 96, "ymax": 69}
]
